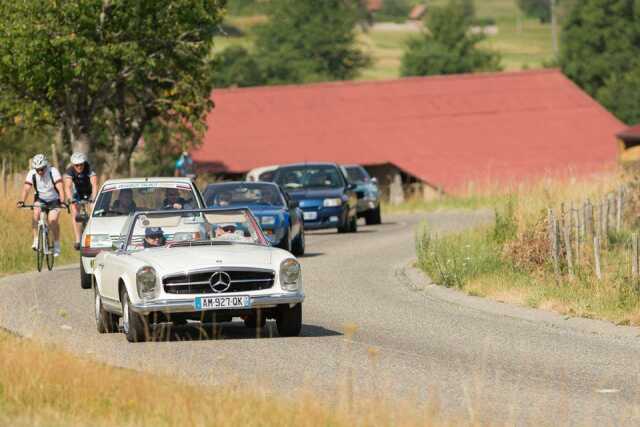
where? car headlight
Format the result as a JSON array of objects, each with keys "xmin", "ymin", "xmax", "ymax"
[
  {"xmin": 280, "ymin": 259, "xmax": 301, "ymax": 291},
  {"xmin": 261, "ymin": 216, "xmax": 276, "ymax": 226},
  {"xmin": 84, "ymin": 234, "xmax": 111, "ymax": 248},
  {"xmin": 136, "ymin": 266, "xmax": 157, "ymax": 300},
  {"xmin": 323, "ymin": 198, "xmax": 342, "ymax": 207}
]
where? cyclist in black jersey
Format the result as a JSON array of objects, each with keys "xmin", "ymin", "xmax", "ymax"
[{"xmin": 64, "ymin": 152, "xmax": 98, "ymax": 250}]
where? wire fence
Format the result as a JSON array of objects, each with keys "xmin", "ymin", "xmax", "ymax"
[{"xmin": 546, "ymin": 185, "xmax": 639, "ymax": 286}]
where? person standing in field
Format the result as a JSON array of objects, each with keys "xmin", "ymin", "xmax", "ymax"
[
  {"xmin": 16, "ymin": 154, "xmax": 65, "ymax": 256},
  {"xmin": 64, "ymin": 152, "xmax": 98, "ymax": 250}
]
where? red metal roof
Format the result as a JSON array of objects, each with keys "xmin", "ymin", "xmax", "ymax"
[{"xmin": 193, "ymin": 70, "xmax": 623, "ymax": 192}]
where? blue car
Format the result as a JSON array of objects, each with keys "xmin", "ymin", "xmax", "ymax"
[
  {"xmin": 203, "ymin": 181, "xmax": 305, "ymax": 255},
  {"xmin": 271, "ymin": 162, "xmax": 358, "ymax": 233}
]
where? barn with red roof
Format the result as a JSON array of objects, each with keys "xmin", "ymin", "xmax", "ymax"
[{"xmin": 192, "ymin": 70, "xmax": 624, "ymax": 195}]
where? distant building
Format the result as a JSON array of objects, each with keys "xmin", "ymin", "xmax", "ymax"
[
  {"xmin": 617, "ymin": 124, "xmax": 640, "ymax": 162},
  {"xmin": 366, "ymin": 0, "xmax": 383, "ymax": 12},
  {"xmin": 409, "ymin": 4, "xmax": 428, "ymax": 21},
  {"xmin": 193, "ymin": 70, "xmax": 624, "ymax": 198}
]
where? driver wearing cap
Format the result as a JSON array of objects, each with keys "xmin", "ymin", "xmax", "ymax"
[{"xmin": 144, "ymin": 227, "xmax": 166, "ymax": 248}]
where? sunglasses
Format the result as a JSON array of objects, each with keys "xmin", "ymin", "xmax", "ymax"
[
  {"xmin": 147, "ymin": 235, "xmax": 163, "ymax": 240},
  {"xmin": 36, "ymin": 167, "xmax": 45, "ymax": 173}
]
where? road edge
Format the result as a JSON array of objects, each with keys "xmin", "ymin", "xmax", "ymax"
[{"xmin": 398, "ymin": 259, "xmax": 640, "ymax": 340}]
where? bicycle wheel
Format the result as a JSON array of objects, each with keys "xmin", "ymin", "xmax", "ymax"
[
  {"xmin": 36, "ymin": 227, "xmax": 44, "ymax": 272},
  {"xmin": 46, "ymin": 228, "xmax": 55, "ymax": 271}
]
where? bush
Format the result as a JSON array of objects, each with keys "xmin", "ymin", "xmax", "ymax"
[{"xmin": 209, "ymin": 46, "xmax": 266, "ymax": 88}]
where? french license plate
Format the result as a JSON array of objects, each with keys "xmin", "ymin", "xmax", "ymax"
[
  {"xmin": 194, "ymin": 295, "xmax": 250, "ymax": 310},
  {"xmin": 303, "ymin": 211, "xmax": 318, "ymax": 220}
]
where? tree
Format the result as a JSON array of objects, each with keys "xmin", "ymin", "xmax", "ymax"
[
  {"xmin": 210, "ymin": 46, "xmax": 266, "ymax": 88},
  {"xmin": 517, "ymin": 0, "xmax": 551, "ymax": 23},
  {"xmin": 400, "ymin": 1, "xmax": 501, "ymax": 77},
  {"xmin": 598, "ymin": 65, "xmax": 640, "ymax": 125},
  {"xmin": 0, "ymin": 1, "xmax": 225, "ymax": 176},
  {"xmin": 254, "ymin": 0, "xmax": 370, "ymax": 84},
  {"xmin": 559, "ymin": 0, "xmax": 640, "ymax": 123}
]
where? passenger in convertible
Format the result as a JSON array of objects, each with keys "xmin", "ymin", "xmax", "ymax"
[{"xmin": 143, "ymin": 227, "xmax": 166, "ymax": 248}]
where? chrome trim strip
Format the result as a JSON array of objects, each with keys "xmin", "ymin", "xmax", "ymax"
[
  {"xmin": 101, "ymin": 296, "xmax": 123, "ymax": 315},
  {"xmin": 162, "ymin": 266, "xmax": 275, "ymax": 282},
  {"xmin": 130, "ymin": 293, "xmax": 304, "ymax": 314},
  {"xmin": 164, "ymin": 278, "xmax": 274, "ymax": 287}
]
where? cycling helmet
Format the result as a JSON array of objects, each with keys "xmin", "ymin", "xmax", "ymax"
[
  {"xmin": 31, "ymin": 154, "xmax": 48, "ymax": 169},
  {"xmin": 70, "ymin": 152, "xmax": 87, "ymax": 165}
]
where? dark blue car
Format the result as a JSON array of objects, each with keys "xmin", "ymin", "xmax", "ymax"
[
  {"xmin": 203, "ymin": 182, "xmax": 305, "ymax": 255},
  {"xmin": 271, "ymin": 163, "xmax": 358, "ymax": 233}
]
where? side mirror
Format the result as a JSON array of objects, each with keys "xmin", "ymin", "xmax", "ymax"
[
  {"xmin": 265, "ymin": 235, "xmax": 276, "ymax": 246},
  {"xmin": 347, "ymin": 183, "xmax": 357, "ymax": 191},
  {"xmin": 371, "ymin": 177, "xmax": 378, "ymax": 184},
  {"xmin": 288, "ymin": 199, "xmax": 299, "ymax": 209}
]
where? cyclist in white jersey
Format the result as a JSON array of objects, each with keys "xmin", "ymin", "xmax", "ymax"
[{"xmin": 16, "ymin": 154, "xmax": 65, "ymax": 256}]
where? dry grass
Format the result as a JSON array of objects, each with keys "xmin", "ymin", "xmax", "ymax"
[
  {"xmin": 0, "ymin": 329, "xmax": 471, "ymax": 427},
  {"xmin": 0, "ymin": 177, "xmax": 79, "ymax": 277},
  {"xmin": 417, "ymin": 168, "xmax": 640, "ymax": 325}
]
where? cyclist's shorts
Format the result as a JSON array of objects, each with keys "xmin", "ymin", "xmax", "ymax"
[
  {"xmin": 72, "ymin": 192, "xmax": 91, "ymax": 202},
  {"xmin": 35, "ymin": 199, "xmax": 62, "ymax": 210}
]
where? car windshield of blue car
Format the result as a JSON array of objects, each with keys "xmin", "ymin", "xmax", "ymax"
[
  {"xmin": 205, "ymin": 183, "xmax": 285, "ymax": 208},
  {"xmin": 276, "ymin": 166, "xmax": 343, "ymax": 189},
  {"xmin": 93, "ymin": 182, "xmax": 196, "ymax": 217},
  {"xmin": 345, "ymin": 166, "xmax": 369, "ymax": 184}
]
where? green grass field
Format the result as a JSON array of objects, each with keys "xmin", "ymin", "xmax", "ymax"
[{"xmin": 214, "ymin": 0, "xmax": 555, "ymax": 81}]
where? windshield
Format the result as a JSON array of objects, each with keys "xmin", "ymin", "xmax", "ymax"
[
  {"xmin": 345, "ymin": 166, "xmax": 369, "ymax": 184},
  {"xmin": 124, "ymin": 209, "xmax": 266, "ymax": 251},
  {"xmin": 205, "ymin": 183, "xmax": 285, "ymax": 208},
  {"xmin": 275, "ymin": 165, "xmax": 344, "ymax": 190},
  {"xmin": 93, "ymin": 182, "xmax": 197, "ymax": 217}
]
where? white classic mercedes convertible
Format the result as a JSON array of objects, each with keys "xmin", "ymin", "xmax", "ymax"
[{"xmin": 92, "ymin": 208, "xmax": 304, "ymax": 342}]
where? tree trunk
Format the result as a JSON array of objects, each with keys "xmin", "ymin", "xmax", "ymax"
[
  {"xmin": 68, "ymin": 123, "xmax": 91, "ymax": 156},
  {"xmin": 103, "ymin": 132, "xmax": 143, "ymax": 178}
]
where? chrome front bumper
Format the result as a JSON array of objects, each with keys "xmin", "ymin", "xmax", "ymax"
[{"xmin": 130, "ymin": 292, "xmax": 304, "ymax": 314}]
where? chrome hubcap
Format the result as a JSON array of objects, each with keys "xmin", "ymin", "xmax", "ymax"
[
  {"xmin": 94, "ymin": 292, "xmax": 100, "ymax": 323},
  {"xmin": 123, "ymin": 299, "xmax": 129, "ymax": 334}
]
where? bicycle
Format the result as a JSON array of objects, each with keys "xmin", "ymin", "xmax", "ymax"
[
  {"xmin": 72, "ymin": 198, "xmax": 92, "ymax": 236},
  {"xmin": 20, "ymin": 202, "xmax": 68, "ymax": 272}
]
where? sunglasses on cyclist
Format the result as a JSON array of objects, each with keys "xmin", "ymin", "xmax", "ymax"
[{"xmin": 35, "ymin": 167, "xmax": 46, "ymax": 173}]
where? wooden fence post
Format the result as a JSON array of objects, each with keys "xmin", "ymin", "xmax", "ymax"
[
  {"xmin": 549, "ymin": 208, "xmax": 560, "ymax": 279},
  {"xmin": 594, "ymin": 236, "xmax": 602, "ymax": 280},
  {"xmin": 616, "ymin": 187, "xmax": 623, "ymax": 232},
  {"xmin": 585, "ymin": 199, "xmax": 593, "ymax": 239},
  {"xmin": 573, "ymin": 208, "xmax": 580, "ymax": 266},
  {"xmin": 563, "ymin": 221, "xmax": 574, "ymax": 279},
  {"xmin": 602, "ymin": 198, "xmax": 609, "ymax": 246},
  {"xmin": 632, "ymin": 233, "xmax": 639, "ymax": 290},
  {"xmin": 1, "ymin": 157, "xmax": 5, "ymax": 195}
]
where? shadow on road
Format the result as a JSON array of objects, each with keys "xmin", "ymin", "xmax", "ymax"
[
  {"xmin": 145, "ymin": 321, "xmax": 342, "ymax": 342},
  {"xmin": 308, "ymin": 229, "xmax": 379, "ymax": 236},
  {"xmin": 300, "ymin": 252, "xmax": 324, "ymax": 258}
]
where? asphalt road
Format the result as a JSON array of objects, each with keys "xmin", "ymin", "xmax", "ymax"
[{"xmin": 2, "ymin": 211, "xmax": 640, "ymax": 425}]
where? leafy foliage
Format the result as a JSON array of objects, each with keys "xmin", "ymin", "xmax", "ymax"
[
  {"xmin": 0, "ymin": 0, "xmax": 226, "ymax": 175},
  {"xmin": 253, "ymin": 0, "xmax": 370, "ymax": 84},
  {"xmin": 516, "ymin": 0, "xmax": 551, "ymax": 23},
  {"xmin": 210, "ymin": 46, "xmax": 266, "ymax": 88},
  {"xmin": 400, "ymin": 1, "xmax": 501, "ymax": 77},
  {"xmin": 560, "ymin": 0, "xmax": 640, "ymax": 124}
]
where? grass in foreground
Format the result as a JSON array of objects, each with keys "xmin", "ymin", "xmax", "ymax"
[
  {"xmin": 0, "ymin": 329, "xmax": 455, "ymax": 427},
  {"xmin": 0, "ymin": 181, "xmax": 78, "ymax": 277},
  {"xmin": 416, "ymin": 171, "xmax": 640, "ymax": 325}
]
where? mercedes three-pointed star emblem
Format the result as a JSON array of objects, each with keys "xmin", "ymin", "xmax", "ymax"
[{"xmin": 209, "ymin": 271, "xmax": 231, "ymax": 293}]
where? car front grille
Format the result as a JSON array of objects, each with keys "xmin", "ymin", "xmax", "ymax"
[{"xmin": 163, "ymin": 268, "xmax": 275, "ymax": 294}]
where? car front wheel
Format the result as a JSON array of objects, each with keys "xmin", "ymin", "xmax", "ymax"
[
  {"xmin": 80, "ymin": 258, "xmax": 92, "ymax": 289},
  {"xmin": 95, "ymin": 286, "xmax": 119, "ymax": 334},
  {"xmin": 121, "ymin": 289, "xmax": 149, "ymax": 342},
  {"xmin": 276, "ymin": 304, "xmax": 302, "ymax": 337}
]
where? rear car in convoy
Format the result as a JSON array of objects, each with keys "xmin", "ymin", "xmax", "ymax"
[
  {"xmin": 92, "ymin": 208, "xmax": 304, "ymax": 342},
  {"xmin": 203, "ymin": 181, "xmax": 305, "ymax": 255},
  {"xmin": 343, "ymin": 164, "xmax": 382, "ymax": 225},
  {"xmin": 271, "ymin": 162, "xmax": 358, "ymax": 233},
  {"xmin": 80, "ymin": 178, "xmax": 205, "ymax": 289}
]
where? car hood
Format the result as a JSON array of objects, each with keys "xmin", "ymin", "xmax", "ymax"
[
  {"xmin": 130, "ymin": 244, "xmax": 275, "ymax": 274},
  {"xmin": 286, "ymin": 188, "xmax": 344, "ymax": 201},
  {"xmin": 246, "ymin": 206, "xmax": 286, "ymax": 216},
  {"xmin": 85, "ymin": 216, "xmax": 130, "ymax": 237}
]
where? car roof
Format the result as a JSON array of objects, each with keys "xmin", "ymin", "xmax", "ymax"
[
  {"xmin": 343, "ymin": 164, "xmax": 365, "ymax": 169},
  {"xmin": 102, "ymin": 177, "xmax": 194, "ymax": 185},
  {"xmin": 205, "ymin": 181, "xmax": 280, "ymax": 189},
  {"xmin": 276, "ymin": 162, "xmax": 339, "ymax": 169}
]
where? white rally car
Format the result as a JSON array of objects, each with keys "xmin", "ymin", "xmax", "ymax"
[
  {"xmin": 92, "ymin": 208, "xmax": 304, "ymax": 342},
  {"xmin": 80, "ymin": 178, "xmax": 206, "ymax": 289}
]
